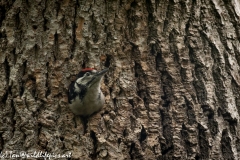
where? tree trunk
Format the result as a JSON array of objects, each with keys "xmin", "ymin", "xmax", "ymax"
[{"xmin": 0, "ymin": 0, "xmax": 240, "ymax": 159}]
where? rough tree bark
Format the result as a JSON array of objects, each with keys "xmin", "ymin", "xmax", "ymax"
[{"xmin": 0, "ymin": 0, "xmax": 240, "ymax": 159}]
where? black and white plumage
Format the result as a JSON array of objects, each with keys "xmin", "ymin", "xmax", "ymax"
[{"xmin": 68, "ymin": 68, "xmax": 108, "ymax": 116}]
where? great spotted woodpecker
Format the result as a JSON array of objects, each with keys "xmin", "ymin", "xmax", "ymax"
[{"xmin": 68, "ymin": 68, "xmax": 108, "ymax": 116}]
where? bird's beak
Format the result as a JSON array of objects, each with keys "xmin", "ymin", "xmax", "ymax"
[
  {"xmin": 96, "ymin": 68, "xmax": 109, "ymax": 77},
  {"xmin": 88, "ymin": 68, "xmax": 109, "ymax": 87}
]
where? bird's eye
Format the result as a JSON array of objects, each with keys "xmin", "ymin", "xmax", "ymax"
[{"xmin": 85, "ymin": 72, "xmax": 90, "ymax": 76}]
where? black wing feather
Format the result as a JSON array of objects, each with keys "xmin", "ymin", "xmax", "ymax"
[
  {"xmin": 68, "ymin": 82, "xmax": 87, "ymax": 103},
  {"xmin": 68, "ymin": 82, "xmax": 76, "ymax": 103}
]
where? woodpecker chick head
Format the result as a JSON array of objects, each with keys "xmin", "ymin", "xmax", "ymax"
[
  {"xmin": 76, "ymin": 68, "xmax": 108, "ymax": 89},
  {"xmin": 68, "ymin": 68, "xmax": 108, "ymax": 116}
]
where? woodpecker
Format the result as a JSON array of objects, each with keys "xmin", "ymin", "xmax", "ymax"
[{"xmin": 68, "ymin": 68, "xmax": 108, "ymax": 116}]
